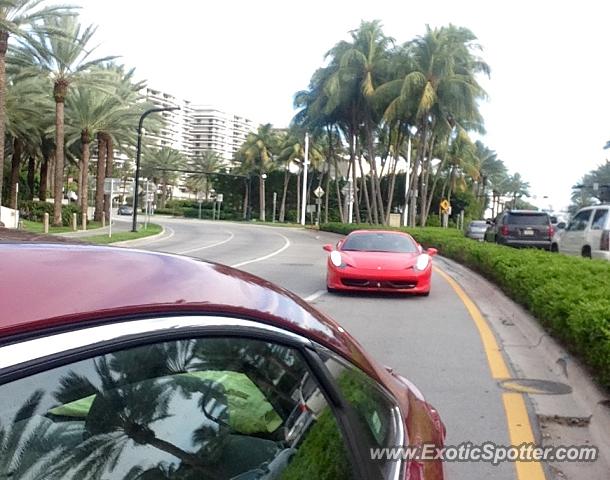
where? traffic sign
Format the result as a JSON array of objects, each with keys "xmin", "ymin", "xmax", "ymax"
[
  {"xmin": 440, "ymin": 199, "xmax": 450, "ymax": 212},
  {"xmin": 103, "ymin": 178, "xmax": 121, "ymax": 195},
  {"xmin": 216, "ymin": 193, "xmax": 224, "ymax": 203},
  {"xmin": 314, "ymin": 186, "xmax": 325, "ymax": 198}
]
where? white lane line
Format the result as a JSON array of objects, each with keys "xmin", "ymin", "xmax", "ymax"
[
  {"xmin": 231, "ymin": 233, "xmax": 291, "ymax": 268},
  {"xmin": 177, "ymin": 232, "xmax": 235, "ymax": 255},
  {"xmin": 304, "ymin": 289, "xmax": 326, "ymax": 302}
]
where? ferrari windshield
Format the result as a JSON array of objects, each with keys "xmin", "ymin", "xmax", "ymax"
[{"xmin": 342, "ymin": 233, "xmax": 418, "ymax": 253}]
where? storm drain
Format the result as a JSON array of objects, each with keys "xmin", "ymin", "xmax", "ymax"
[{"xmin": 498, "ymin": 378, "xmax": 572, "ymax": 395}]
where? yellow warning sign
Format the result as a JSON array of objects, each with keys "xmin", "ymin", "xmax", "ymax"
[{"xmin": 440, "ymin": 199, "xmax": 450, "ymax": 211}]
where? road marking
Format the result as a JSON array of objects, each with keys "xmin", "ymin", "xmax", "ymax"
[
  {"xmin": 433, "ymin": 266, "xmax": 510, "ymax": 379},
  {"xmin": 231, "ymin": 233, "xmax": 291, "ymax": 268},
  {"xmin": 177, "ymin": 232, "xmax": 235, "ymax": 254},
  {"xmin": 503, "ymin": 393, "xmax": 547, "ymax": 479},
  {"xmin": 434, "ymin": 266, "xmax": 546, "ymax": 480},
  {"xmin": 304, "ymin": 289, "xmax": 326, "ymax": 302}
]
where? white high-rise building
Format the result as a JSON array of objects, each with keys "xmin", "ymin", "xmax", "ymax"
[
  {"xmin": 141, "ymin": 88, "xmax": 258, "ymax": 164},
  {"xmin": 190, "ymin": 106, "xmax": 257, "ymax": 163},
  {"xmin": 141, "ymin": 88, "xmax": 194, "ymax": 153}
]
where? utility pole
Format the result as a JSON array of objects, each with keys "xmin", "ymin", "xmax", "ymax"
[{"xmin": 300, "ymin": 132, "xmax": 309, "ymax": 225}]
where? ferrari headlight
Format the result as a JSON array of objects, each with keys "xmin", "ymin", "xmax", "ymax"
[
  {"xmin": 330, "ymin": 250, "xmax": 344, "ymax": 268},
  {"xmin": 414, "ymin": 254, "xmax": 430, "ymax": 271}
]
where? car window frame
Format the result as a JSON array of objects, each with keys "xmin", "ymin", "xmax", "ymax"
[{"xmin": 0, "ymin": 315, "xmax": 375, "ymax": 480}]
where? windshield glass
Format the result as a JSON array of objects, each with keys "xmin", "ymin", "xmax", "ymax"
[{"xmin": 342, "ymin": 233, "xmax": 418, "ymax": 253}]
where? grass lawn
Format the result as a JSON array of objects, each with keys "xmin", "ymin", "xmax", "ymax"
[
  {"xmin": 85, "ymin": 223, "xmax": 163, "ymax": 244},
  {"xmin": 22, "ymin": 219, "xmax": 103, "ymax": 234}
]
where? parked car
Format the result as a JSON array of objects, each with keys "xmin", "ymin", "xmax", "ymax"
[
  {"xmin": 0, "ymin": 244, "xmax": 445, "ymax": 480},
  {"xmin": 117, "ymin": 204, "xmax": 133, "ymax": 215},
  {"xmin": 484, "ymin": 210, "xmax": 554, "ymax": 250},
  {"xmin": 551, "ymin": 205, "xmax": 610, "ymax": 259},
  {"xmin": 465, "ymin": 220, "xmax": 488, "ymax": 241},
  {"xmin": 323, "ymin": 230, "xmax": 438, "ymax": 296}
]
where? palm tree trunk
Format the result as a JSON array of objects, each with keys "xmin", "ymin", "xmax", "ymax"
[
  {"xmin": 358, "ymin": 155, "xmax": 372, "ymax": 223},
  {"xmin": 279, "ymin": 168, "xmax": 289, "ymax": 222},
  {"xmin": 9, "ymin": 138, "xmax": 22, "ymax": 209},
  {"xmin": 349, "ymin": 128, "xmax": 360, "ymax": 223},
  {"xmin": 53, "ymin": 98, "xmax": 66, "ymax": 226},
  {"xmin": 27, "ymin": 156, "xmax": 35, "ymax": 201},
  {"xmin": 365, "ymin": 118, "xmax": 380, "ymax": 224},
  {"xmin": 425, "ymin": 151, "xmax": 448, "ymax": 222},
  {"xmin": 80, "ymin": 132, "xmax": 90, "ymax": 215},
  {"xmin": 296, "ymin": 172, "xmax": 301, "ymax": 221},
  {"xmin": 94, "ymin": 132, "xmax": 106, "ymax": 221},
  {"xmin": 259, "ymin": 175, "xmax": 265, "ymax": 221},
  {"xmin": 104, "ymin": 134, "xmax": 113, "ymax": 219},
  {"xmin": 324, "ymin": 164, "xmax": 331, "ymax": 223},
  {"xmin": 0, "ymin": 32, "xmax": 7, "ymax": 206},
  {"xmin": 242, "ymin": 177, "xmax": 249, "ymax": 219},
  {"xmin": 39, "ymin": 154, "xmax": 48, "ymax": 201},
  {"xmin": 384, "ymin": 155, "xmax": 399, "ymax": 223}
]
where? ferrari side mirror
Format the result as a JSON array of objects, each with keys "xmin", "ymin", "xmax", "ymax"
[{"xmin": 322, "ymin": 244, "xmax": 333, "ymax": 252}]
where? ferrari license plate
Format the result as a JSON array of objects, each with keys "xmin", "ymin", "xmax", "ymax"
[{"xmin": 523, "ymin": 229, "xmax": 534, "ymax": 236}]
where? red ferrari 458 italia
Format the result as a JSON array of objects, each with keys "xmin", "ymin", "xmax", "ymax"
[{"xmin": 324, "ymin": 230, "xmax": 438, "ymax": 295}]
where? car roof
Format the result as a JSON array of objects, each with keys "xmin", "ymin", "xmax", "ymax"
[
  {"xmin": 348, "ymin": 229, "xmax": 413, "ymax": 237},
  {"xmin": 0, "ymin": 243, "xmax": 376, "ymax": 376},
  {"xmin": 506, "ymin": 210, "xmax": 547, "ymax": 214}
]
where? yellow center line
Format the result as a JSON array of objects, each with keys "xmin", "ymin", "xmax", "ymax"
[
  {"xmin": 433, "ymin": 265, "xmax": 546, "ymax": 480},
  {"xmin": 503, "ymin": 393, "xmax": 547, "ymax": 479}
]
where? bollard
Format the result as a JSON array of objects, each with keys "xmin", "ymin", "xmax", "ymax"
[
  {"xmin": 72, "ymin": 213, "xmax": 77, "ymax": 231},
  {"xmin": 82, "ymin": 213, "xmax": 87, "ymax": 231},
  {"xmin": 102, "ymin": 212, "xmax": 106, "ymax": 228},
  {"xmin": 43, "ymin": 213, "xmax": 49, "ymax": 233}
]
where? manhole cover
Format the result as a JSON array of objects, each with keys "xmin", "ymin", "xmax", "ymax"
[{"xmin": 498, "ymin": 378, "xmax": 572, "ymax": 395}]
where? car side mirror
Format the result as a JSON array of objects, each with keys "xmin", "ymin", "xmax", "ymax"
[
  {"xmin": 486, "ymin": 219, "xmax": 493, "ymax": 225},
  {"xmin": 322, "ymin": 244, "xmax": 333, "ymax": 252},
  {"xmin": 426, "ymin": 247, "xmax": 438, "ymax": 256},
  {"xmin": 557, "ymin": 222, "xmax": 566, "ymax": 230}
]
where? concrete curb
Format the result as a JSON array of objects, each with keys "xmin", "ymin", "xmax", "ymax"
[{"xmin": 110, "ymin": 224, "xmax": 167, "ymax": 247}]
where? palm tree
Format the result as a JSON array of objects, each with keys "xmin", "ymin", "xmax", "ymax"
[
  {"xmin": 11, "ymin": 15, "xmax": 116, "ymax": 225},
  {"xmin": 336, "ymin": 20, "xmax": 394, "ymax": 224},
  {"xmin": 187, "ymin": 150, "xmax": 222, "ymax": 200},
  {"xmin": 0, "ymin": 0, "xmax": 74, "ymax": 206},
  {"xmin": 238, "ymin": 124, "xmax": 278, "ymax": 221},
  {"xmin": 4, "ymin": 74, "xmax": 50, "ymax": 207},
  {"xmin": 141, "ymin": 147, "xmax": 185, "ymax": 209}
]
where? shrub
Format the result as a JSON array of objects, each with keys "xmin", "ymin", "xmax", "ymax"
[
  {"xmin": 20, "ymin": 201, "xmax": 81, "ymax": 227},
  {"xmin": 320, "ymin": 222, "xmax": 610, "ymax": 389}
]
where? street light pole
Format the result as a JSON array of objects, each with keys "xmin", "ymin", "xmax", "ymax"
[
  {"xmin": 300, "ymin": 132, "xmax": 309, "ymax": 225},
  {"xmin": 132, "ymin": 106, "xmax": 180, "ymax": 232}
]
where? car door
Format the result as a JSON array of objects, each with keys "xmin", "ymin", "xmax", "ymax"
[
  {"xmin": 561, "ymin": 209, "xmax": 593, "ymax": 255},
  {"xmin": 0, "ymin": 315, "xmax": 393, "ymax": 480}
]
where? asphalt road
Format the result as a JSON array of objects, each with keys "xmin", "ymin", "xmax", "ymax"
[{"xmin": 120, "ymin": 216, "xmax": 518, "ymax": 480}]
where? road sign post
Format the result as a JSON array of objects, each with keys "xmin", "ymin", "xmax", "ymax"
[{"xmin": 272, "ymin": 192, "xmax": 277, "ymax": 223}]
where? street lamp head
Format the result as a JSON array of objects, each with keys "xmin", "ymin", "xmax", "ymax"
[{"xmin": 261, "ymin": 173, "xmax": 268, "ymax": 179}]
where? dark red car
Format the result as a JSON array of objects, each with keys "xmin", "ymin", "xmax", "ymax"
[
  {"xmin": 0, "ymin": 244, "xmax": 445, "ymax": 480},
  {"xmin": 324, "ymin": 230, "xmax": 438, "ymax": 296}
]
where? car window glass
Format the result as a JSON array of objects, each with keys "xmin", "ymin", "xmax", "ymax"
[
  {"xmin": 0, "ymin": 337, "xmax": 355, "ymax": 480},
  {"xmin": 506, "ymin": 214, "xmax": 549, "ymax": 225},
  {"xmin": 591, "ymin": 209, "xmax": 608, "ymax": 230},
  {"xmin": 342, "ymin": 233, "xmax": 418, "ymax": 253},
  {"xmin": 567, "ymin": 210, "xmax": 592, "ymax": 231},
  {"xmin": 321, "ymin": 353, "xmax": 402, "ymax": 480}
]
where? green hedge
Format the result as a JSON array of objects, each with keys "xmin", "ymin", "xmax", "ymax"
[
  {"xmin": 320, "ymin": 223, "xmax": 610, "ymax": 389},
  {"xmin": 19, "ymin": 201, "xmax": 82, "ymax": 227}
]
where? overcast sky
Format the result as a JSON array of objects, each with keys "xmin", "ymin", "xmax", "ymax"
[{"xmin": 74, "ymin": 0, "xmax": 610, "ymax": 212}]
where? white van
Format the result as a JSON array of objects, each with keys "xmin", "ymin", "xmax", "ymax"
[{"xmin": 552, "ymin": 205, "xmax": 610, "ymax": 260}]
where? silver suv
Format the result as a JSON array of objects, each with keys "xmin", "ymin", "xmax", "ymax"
[{"xmin": 552, "ymin": 205, "xmax": 610, "ymax": 259}]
